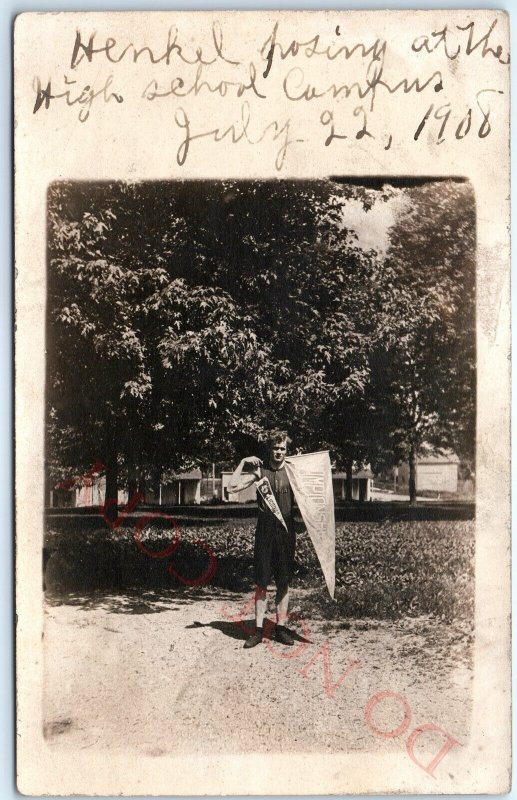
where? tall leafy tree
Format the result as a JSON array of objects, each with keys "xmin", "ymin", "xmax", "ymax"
[
  {"xmin": 47, "ymin": 178, "xmax": 475, "ymax": 510},
  {"xmin": 367, "ymin": 179, "xmax": 476, "ymax": 502},
  {"xmin": 47, "ymin": 182, "xmax": 273, "ymax": 514}
]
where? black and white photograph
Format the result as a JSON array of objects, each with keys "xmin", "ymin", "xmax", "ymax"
[
  {"xmin": 15, "ymin": 10, "xmax": 510, "ymax": 795},
  {"xmin": 43, "ymin": 176, "xmax": 476, "ymax": 756}
]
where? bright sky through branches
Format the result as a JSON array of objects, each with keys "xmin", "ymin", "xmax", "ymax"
[{"xmin": 340, "ymin": 193, "xmax": 410, "ymax": 256}]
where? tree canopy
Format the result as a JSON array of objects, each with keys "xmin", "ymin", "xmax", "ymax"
[{"xmin": 46, "ymin": 178, "xmax": 476, "ymax": 505}]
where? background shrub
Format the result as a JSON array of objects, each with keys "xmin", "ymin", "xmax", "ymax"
[{"xmin": 45, "ymin": 516, "xmax": 474, "ymax": 623}]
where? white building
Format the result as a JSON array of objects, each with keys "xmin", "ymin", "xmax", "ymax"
[
  {"xmin": 415, "ymin": 451, "xmax": 459, "ymax": 493},
  {"xmin": 49, "ymin": 474, "xmax": 128, "ymax": 508},
  {"xmin": 332, "ymin": 469, "xmax": 374, "ymax": 501},
  {"xmin": 146, "ymin": 470, "xmax": 202, "ymax": 505},
  {"xmin": 397, "ymin": 450, "xmax": 460, "ymax": 493},
  {"xmin": 49, "ymin": 469, "xmax": 203, "ymax": 507}
]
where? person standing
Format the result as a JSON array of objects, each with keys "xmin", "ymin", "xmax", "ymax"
[{"xmin": 228, "ymin": 431, "xmax": 296, "ymax": 649}]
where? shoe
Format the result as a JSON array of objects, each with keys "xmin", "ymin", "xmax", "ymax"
[
  {"xmin": 244, "ymin": 630, "xmax": 263, "ymax": 649},
  {"xmin": 275, "ymin": 626, "xmax": 294, "ymax": 646}
]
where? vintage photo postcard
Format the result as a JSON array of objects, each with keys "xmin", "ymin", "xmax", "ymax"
[{"xmin": 14, "ymin": 9, "xmax": 510, "ymax": 795}]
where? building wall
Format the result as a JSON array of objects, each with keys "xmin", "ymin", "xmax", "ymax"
[
  {"xmin": 181, "ymin": 480, "xmax": 201, "ymax": 504},
  {"xmin": 74, "ymin": 476, "xmax": 128, "ymax": 507},
  {"xmin": 51, "ymin": 477, "xmax": 205, "ymax": 508},
  {"xmin": 332, "ymin": 478, "xmax": 372, "ymax": 501},
  {"xmin": 48, "ymin": 476, "xmax": 129, "ymax": 508},
  {"xmin": 416, "ymin": 463, "xmax": 458, "ymax": 493},
  {"xmin": 50, "ymin": 488, "xmax": 76, "ymax": 508},
  {"xmin": 200, "ymin": 478, "xmax": 222, "ymax": 502},
  {"xmin": 221, "ymin": 472, "xmax": 258, "ymax": 503},
  {"xmin": 457, "ymin": 477, "xmax": 475, "ymax": 498},
  {"xmin": 158, "ymin": 484, "xmax": 177, "ymax": 505},
  {"xmin": 397, "ymin": 461, "xmax": 459, "ymax": 493},
  {"xmin": 159, "ymin": 481, "xmax": 201, "ymax": 505}
]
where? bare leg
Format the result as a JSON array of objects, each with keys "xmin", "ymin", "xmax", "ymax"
[
  {"xmin": 274, "ymin": 584, "xmax": 294, "ymax": 644},
  {"xmin": 243, "ymin": 586, "xmax": 267, "ymax": 648},
  {"xmin": 255, "ymin": 586, "xmax": 267, "ymax": 628},
  {"xmin": 276, "ymin": 585, "xmax": 289, "ymax": 624}
]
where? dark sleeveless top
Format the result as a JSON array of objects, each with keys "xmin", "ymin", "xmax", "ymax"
[{"xmin": 257, "ymin": 463, "xmax": 294, "ymax": 532}]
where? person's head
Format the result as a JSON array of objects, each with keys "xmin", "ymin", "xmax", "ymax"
[{"xmin": 267, "ymin": 430, "xmax": 291, "ymax": 467}]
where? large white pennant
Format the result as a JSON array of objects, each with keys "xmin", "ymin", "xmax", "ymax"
[{"xmin": 284, "ymin": 451, "xmax": 336, "ymax": 599}]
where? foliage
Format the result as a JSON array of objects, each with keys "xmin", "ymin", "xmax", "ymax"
[
  {"xmin": 47, "ymin": 180, "xmax": 377, "ymax": 482},
  {"xmin": 47, "ymin": 179, "xmax": 476, "ymax": 502},
  {"xmin": 45, "ymin": 517, "xmax": 474, "ymax": 623},
  {"xmin": 367, "ymin": 180, "xmax": 476, "ymax": 479}
]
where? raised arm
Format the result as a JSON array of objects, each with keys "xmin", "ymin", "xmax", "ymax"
[{"xmin": 227, "ymin": 456, "xmax": 262, "ymax": 494}]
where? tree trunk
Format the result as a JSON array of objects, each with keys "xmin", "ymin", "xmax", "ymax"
[
  {"xmin": 126, "ymin": 444, "xmax": 140, "ymax": 504},
  {"xmin": 409, "ymin": 445, "xmax": 417, "ymax": 505},
  {"xmin": 138, "ymin": 469, "xmax": 146, "ymax": 501},
  {"xmin": 128, "ymin": 471, "xmax": 138, "ymax": 504},
  {"xmin": 104, "ymin": 417, "xmax": 118, "ymax": 522},
  {"xmin": 345, "ymin": 459, "xmax": 354, "ymax": 502},
  {"xmin": 152, "ymin": 469, "xmax": 162, "ymax": 504},
  {"xmin": 128, "ymin": 476, "xmax": 139, "ymax": 504}
]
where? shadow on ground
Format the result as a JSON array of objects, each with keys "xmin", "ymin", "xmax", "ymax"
[
  {"xmin": 186, "ymin": 617, "xmax": 312, "ymax": 644},
  {"xmin": 45, "ymin": 587, "xmax": 240, "ymax": 615}
]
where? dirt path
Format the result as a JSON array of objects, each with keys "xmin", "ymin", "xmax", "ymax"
[{"xmin": 43, "ymin": 587, "xmax": 473, "ymax": 759}]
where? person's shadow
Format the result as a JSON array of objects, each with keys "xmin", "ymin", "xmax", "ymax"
[{"xmin": 186, "ymin": 618, "xmax": 312, "ymax": 644}]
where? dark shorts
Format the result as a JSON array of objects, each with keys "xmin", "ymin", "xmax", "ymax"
[{"xmin": 254, "ymin": 518, "xmax": 296, "ymax": 590}]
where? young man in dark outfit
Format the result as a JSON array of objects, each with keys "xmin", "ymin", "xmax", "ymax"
[{"xmin": 228, "ymin": 431, "xmax": 296, "ymax": 649}]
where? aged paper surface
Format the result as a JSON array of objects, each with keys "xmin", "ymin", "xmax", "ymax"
[{"xmin": 15, "ymin": 10, "xmax": 510, "ymax": 795}]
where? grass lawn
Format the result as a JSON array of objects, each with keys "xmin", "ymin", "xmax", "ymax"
[{"xmin": 45, "ymin": 516, "xmax": 474, "ymax": 625}]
